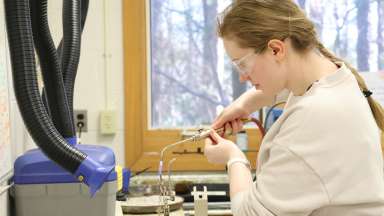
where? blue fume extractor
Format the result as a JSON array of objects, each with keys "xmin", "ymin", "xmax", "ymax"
[{"xmin": 4, "ymin": 0, "xmax": 130, "ymax": 215}]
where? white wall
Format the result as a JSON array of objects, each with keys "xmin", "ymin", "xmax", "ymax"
[{"xmin": 1, "ymin": 1, "xmax": 125, "ymax": 215}]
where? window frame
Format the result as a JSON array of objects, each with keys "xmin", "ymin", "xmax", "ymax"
[{"xmin": 123, "ymin": 0, "xmax": 263, "ymax": 172}]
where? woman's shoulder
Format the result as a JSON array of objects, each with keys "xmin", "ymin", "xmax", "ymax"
[{"xmin": 279, "ymin": 83, "xmax": 376, "ymax": 138}]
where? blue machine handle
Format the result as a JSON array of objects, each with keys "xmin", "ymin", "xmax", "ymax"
[{"xmin": 74, "ymin": 156, "xmax": 115, "ymax": 197}]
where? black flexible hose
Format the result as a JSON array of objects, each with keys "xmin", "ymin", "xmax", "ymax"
[
  {"xmin": 57, "ymin": 0, "xmax": 89, "ymax": 61},
  {"xmin": 30, "ymin": 0, "xmax": 75, "ymax": 138},
  {"xmin": 41, "ymin": 0, "xmax": 89, "ymax": 136},
  {"xmin": 60, "ymin": 0, "xmax": 83, "ymax": 125},
  {"xmin": 4, "ymin": 0, "xmax": 87, "ymax": 173}
]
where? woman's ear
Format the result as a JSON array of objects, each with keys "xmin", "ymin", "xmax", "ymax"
[{"xmin": 267, "ymin": 39, "xmax": 286, "ymax": 61}]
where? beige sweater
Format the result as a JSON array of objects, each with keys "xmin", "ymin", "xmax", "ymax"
[{"xmin": 231, "ymin": 63, "xmax": 384, "ymax": 215}]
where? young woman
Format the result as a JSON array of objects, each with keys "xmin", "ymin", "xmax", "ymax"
[{"xmin": 204, "ymin": 0, "xmax": 384, "ymax": 215}]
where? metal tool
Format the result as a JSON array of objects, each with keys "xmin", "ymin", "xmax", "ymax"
[
  {"xmin": 159, "ymin": 118, "xmax": 262, "ymax": 165},
  {"xmin": 158, "ymin": 158, "xmax": 177, "ymax": 215}
]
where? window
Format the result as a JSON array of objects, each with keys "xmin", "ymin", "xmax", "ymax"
[
  {"xmin": 149, "ymin": 0, "xmax": 255, "ymax": 129},
  {"xmin": 150, "ymin": 0, "xmax": 384, "ymax": 130},
  {"xmin": 296, "ymin": 0, "xmax": 384, "ymax": 72},
  {"xmin": 124, "ymin": 0, "xmax": 260, "ymax": 172}
]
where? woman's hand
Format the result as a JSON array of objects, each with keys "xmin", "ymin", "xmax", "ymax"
[
  {"xmin": 213, "ymin": 88, "xmax": 274, "ymax": 135},
  {"xmin": 212, "ymin": 102, "xmax": 249, "ymax": 136},
  {"xmin": 204, "ymin": 126, "xmax": 246, "ymax": 165}
]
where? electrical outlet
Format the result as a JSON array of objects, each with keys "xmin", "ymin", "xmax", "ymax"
[
  {"xmin": 100, "ymin": 110, "xmax": 116, "ymax": 135},
  {"xmin": 74, "ymin": 109, "xmax": 88, "ymax": 132}
]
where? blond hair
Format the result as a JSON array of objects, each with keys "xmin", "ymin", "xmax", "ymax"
[{"xmin": 218, "ymin": 0, "xmax": 384, "ymax": 131}]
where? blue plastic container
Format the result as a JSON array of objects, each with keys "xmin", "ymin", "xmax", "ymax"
[{"xmin": 14, "ymin": 144, "xmax": 117, "ymax": 184}]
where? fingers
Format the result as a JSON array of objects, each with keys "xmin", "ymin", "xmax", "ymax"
[
  {"xmin": 204, "ymin": 134, "xmax": 218, "ymax": 161},
  {"xmin": 212, "ymin": 109, "xmax": 229, "ymax": 130},
  {"xmin": 205, "ymin": 135, "xmax": 214, "ymax": 146},
  {"xmin": 212, "ymin": 112, "xmax": 247, "ymax": 136},
  {"xmin": 236, "ymin": 119, "xmax": 244, "ymax": 133},
  {"xmin": 229, "ymin": 119, "xmax": 245, "ymax": 135},
  {"xmin": 231, "ymin": 120, "xmax": 238, "ymax": 134},
  {"xmin": 204, "ymin": 134, "xmax": 239, "ymax": 165},
  {"xmin": 212, "ymin": 117, "xmax": 225, "ymax": 130},
  {"xmin": 204, "ymin": 138, "xmax": 213, "ymax": 161},
  {"xmin": 215, "ymin": 120, "xmax": 244, "ymax": 137},
  {"xmin": 210, "ymin": 129, "xmax": 223, "ymax": 143}
]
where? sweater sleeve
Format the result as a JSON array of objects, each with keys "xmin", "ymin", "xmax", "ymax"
[{"xmin": 231, "ymin": 146, "xmax": 330, "ymax": 216}]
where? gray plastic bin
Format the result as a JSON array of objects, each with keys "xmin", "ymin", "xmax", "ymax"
[{"xmin": 14, "ymin": 181, "xmax": 116, "ymax": 216}]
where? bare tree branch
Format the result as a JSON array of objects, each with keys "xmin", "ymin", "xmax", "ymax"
[
  {"xmin": 202, "ymin": 0, "xmax": 229, "ymax": 106},
  {"xmin": 333, "ymin": 1, "xmax": 356, "ymax": 54},
  {"xmin": 156, "ymin": 70, "xmax": 222, "ymax": 106}
]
